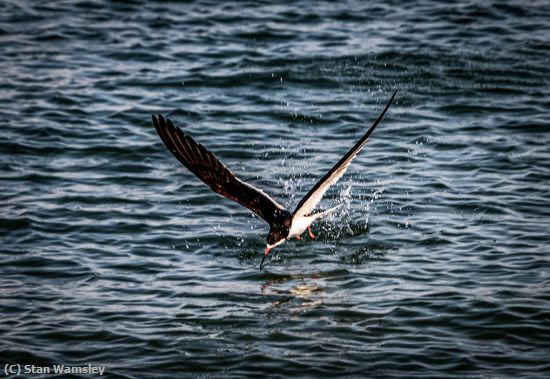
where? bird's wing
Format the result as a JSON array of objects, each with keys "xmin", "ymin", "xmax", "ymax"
[
  {"xmin": 153, "ymin": 115, "xmax": 286, "ymax": 224},
  {"xmin": 293, "ymin": 90, "xmax": 397, "ymax": 218}
]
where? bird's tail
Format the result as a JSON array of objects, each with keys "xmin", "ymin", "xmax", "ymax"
[{"xmin": 312, "ymin": 204, "xmax": 343, "ymax": 220}]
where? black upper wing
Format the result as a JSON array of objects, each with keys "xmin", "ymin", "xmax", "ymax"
[
  {"xmin": 293, "ymin": 90, "xmax": 397, "ymax": 218},
  {"xmin": 153, "ymin": 115, "xmax": 287, "ymax": 224}
]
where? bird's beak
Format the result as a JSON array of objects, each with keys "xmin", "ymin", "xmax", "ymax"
[{"xmin": 259, "ymin": 246, "xmax": 271, "ymax": 271}]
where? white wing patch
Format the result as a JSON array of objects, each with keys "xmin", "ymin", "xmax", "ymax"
[
  {"xmin": 291, "ymin": 90, "xmax": 397, "ymax": 219},
  {"xmin": 293, "ymin": 152, "xmax": 357, "ymax": 218}
]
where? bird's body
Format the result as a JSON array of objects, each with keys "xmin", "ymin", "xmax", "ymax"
[
  {"xmin": 288, "ymin": 205, "xmax": 340, "ymax": 239},
  {"xmin": 153, "ymin": 90, "xmax": 397, "ymax": 269},
  {"xmin": 289, "ymin": 215, "xmax": 315, "ymax": 238}
]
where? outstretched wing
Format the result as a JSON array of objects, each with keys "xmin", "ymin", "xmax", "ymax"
[
  {"xmin": 293, "ymin": 90, "xmax": 397, "ymax": 218},
  {"xmin": 153, "ymin": 115, "xmax": 287, "ymax": 224}
]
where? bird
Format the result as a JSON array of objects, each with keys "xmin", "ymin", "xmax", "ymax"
[{"xmin": 153, "ymin": 90, "xmax": 396, "ymax": 270}]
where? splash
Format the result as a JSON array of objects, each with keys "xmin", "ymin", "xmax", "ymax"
[{"xmin": 364, "ymin": 184, "xmax": 385, "ymax": 226}]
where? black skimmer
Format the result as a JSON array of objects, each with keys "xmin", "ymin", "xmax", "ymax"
[{"xmin": 153, "ymin": 90, "xmax": 396, "ymax": 270}]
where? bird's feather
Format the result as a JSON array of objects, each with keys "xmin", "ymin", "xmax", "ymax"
[
  {"xmin": 293, "ymin": 90, "xmax": 397, "ymax": 218},
  {"xmin": 153, "ymin": 114, "xmax": 286, "ymax": 224}
]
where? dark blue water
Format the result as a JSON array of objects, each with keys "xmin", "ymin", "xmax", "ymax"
[{"xmin": 2, "ymin": 1, "xmax": 550, "ymax": 378}]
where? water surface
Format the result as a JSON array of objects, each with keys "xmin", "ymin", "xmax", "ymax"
[{"xmin": 1, "ymin": 1, "xmax": 550, "ymax": 377}]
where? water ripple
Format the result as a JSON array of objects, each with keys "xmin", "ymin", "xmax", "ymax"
[{"xmin": 1, "ymin": 0, "xmax": 550, "ymax": 377}]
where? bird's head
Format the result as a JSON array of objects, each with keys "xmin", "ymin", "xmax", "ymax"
[{"xmin": 260, "ymin": 228, "xmax": 288, "ymax": 270}]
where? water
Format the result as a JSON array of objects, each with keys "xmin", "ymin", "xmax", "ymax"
[{"xmin": 1, "ymin": 1, "xmax": 550, "ymax": 377}]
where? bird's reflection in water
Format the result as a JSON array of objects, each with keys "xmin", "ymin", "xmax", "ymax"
[{"xmin": 261, "ymin": 273, "xmax": 327, "ymax": 312}]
